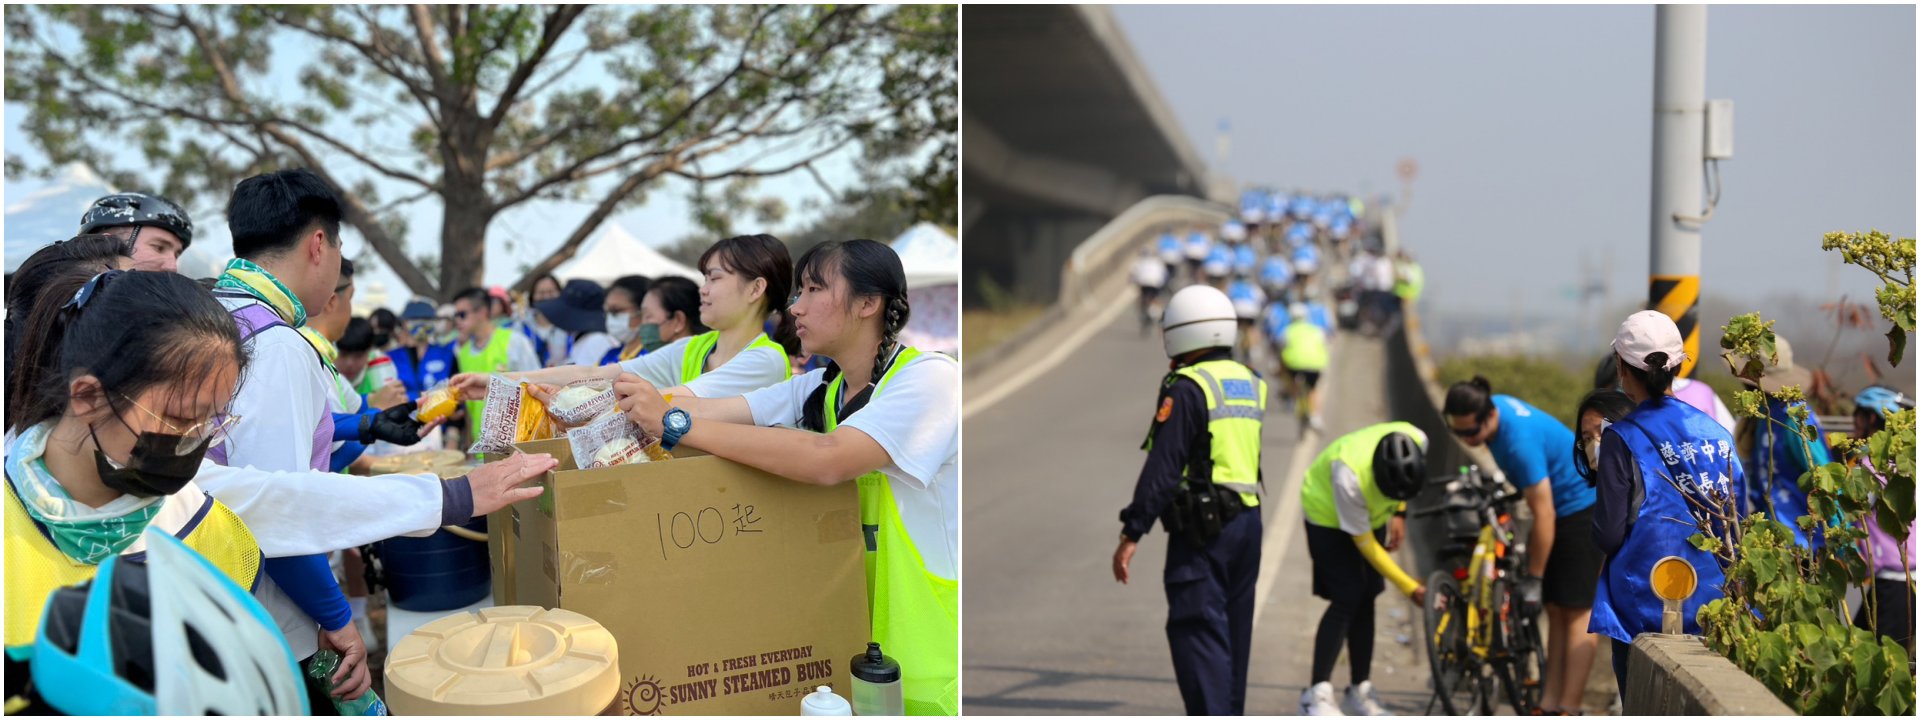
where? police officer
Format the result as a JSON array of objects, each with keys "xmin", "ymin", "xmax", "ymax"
[{"xmin": 1113, "ymin": 285, "xmax": 1266, "ymax": 716}]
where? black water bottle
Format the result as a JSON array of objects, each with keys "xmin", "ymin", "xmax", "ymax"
[{"xmin": 850, "ymin": 642, "xmax": 903, "ymax": 716}]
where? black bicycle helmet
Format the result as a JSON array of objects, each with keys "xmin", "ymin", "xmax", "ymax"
[
  {"xmin": 1371, "ymin": 431, "xmax": 1427, "ymax": 500},
  {"xmin": 78, "ymin": 193, "xmax": 195, "ymax": 249}
]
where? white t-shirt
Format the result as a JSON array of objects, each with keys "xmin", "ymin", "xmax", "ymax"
[
  {"xmin": 618, "ymin": 334, "xmax": 790, "ymax": 398},
  {"xmin": 740, "ymin": 351, "xmax": 959, "ymax": 581},
  {"xmin": 211, "ymin": 296, "xmax": 338, "ymax": 660},
  {"xmin": 1329, "ymin": 459, "xmax": 1375, "ymax": 535},
  {"xmin": 565, "ymin": 332, "xmax": 619, "ymax": 367}
]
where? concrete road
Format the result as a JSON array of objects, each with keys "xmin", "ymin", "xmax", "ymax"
[{"xmin": 962, "ymin": 283, "xmax": 1434, "ymax": 715}]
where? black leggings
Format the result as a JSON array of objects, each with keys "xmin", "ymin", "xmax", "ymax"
[{"xmin": 1312, "ymin": 594, "xmax": 1377, "ymax": 685}]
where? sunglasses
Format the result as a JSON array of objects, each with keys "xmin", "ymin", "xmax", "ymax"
[
  {"xmin": 1448, "ymin": 420, "xmax": 1484, "ymax": 438},
  {"xmin": 118, "ymin": 395, "xmax": 242, "ymax": 455}
]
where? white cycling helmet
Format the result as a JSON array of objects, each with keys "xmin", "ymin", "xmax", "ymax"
[
  {"xmin": 1162, "ymin": 285, "xmax": 1238, "ymax": 358},
  {"xmin": 30, "ymin": 528, "xmax": 310, "ymax": 715}
]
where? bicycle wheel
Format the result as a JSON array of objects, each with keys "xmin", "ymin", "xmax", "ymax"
[
  {"xmin": 1490, "ymin": 578, "xmax": 1547, "ymax": 714},
  {"xmin": 1423, "ymin": 570, "xmax": 1483, "ymax": 715}
]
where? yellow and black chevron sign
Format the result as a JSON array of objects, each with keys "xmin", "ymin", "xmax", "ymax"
[{"xmin": 1650, "ymin": 275, "xmax": 1700, "ymax": 377}]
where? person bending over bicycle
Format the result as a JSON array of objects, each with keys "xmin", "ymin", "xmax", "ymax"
[{"xmin": 1298, "ymin": 425, "xmax": 1428, "ymax": 716}]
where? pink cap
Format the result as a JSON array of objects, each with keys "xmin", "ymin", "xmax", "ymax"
[{"xmin": 1611, "ymin": 310, "xmax": 1687, "ymax": 371}]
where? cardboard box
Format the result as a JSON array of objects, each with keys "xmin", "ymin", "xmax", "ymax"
[{"xmin": 489, "ymin": 438, "xmax": 871, "ymax": 715}]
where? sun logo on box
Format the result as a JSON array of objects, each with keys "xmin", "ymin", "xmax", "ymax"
[{"xmin": 623, "ymin": 675, "xmax": 665, "ymax": 715}]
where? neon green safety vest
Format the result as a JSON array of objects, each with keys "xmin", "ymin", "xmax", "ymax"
[
  {"xmin": 678, "ymin": 331, "xmax": 792, "ymax": 385},
  {"xmin": 1301, "ymin": 422, "xmax": 1427, "ymax": 531},
  {"xmin": 1166, "ymin": 359, "xmax": 1268, "ymax": 508},
  {"xmin": 457, "ymin": 328, "xmax": 515, "ymax": 438},
  {"xmin": 1394, "ymin": 262, "xmax": 1424, "ymax": 302},
  {"xmin": 1281, "ymin": 322, "xmax": 1329, "ymax": 372},
  {"xmin": 822, "ymin": 347, "xmax": 958, "ymax": 715}
]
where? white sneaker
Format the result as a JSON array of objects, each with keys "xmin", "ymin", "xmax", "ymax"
[
  {"xmin": 1300, "ymin": 681, "xmax": 1345, "ymax": 716},
  {"xmin": 1342, "ymin": 681, "xmax": 1392, "ymax": 716}
]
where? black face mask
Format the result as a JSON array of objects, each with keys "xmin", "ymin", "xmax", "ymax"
[{"xmin": 90, "ymin": 425, "xmax": 210, "ymax": 498}]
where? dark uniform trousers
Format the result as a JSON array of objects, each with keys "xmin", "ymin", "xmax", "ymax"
[{"xmin": 1163, "ymin": 507, "xmax": 1262, "ymax": 715}]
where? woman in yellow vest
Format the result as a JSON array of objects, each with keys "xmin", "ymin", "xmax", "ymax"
[
  {"xmin": 450, "ymin": 235, "xmax": 796, "ymax": 402},
  {"xmin": 1297, "ymin": 423, "xmax": 1428, "ymax": 716},
  {"xmin": 4, "ymin": 269, "xmax": 261, "ymax": 659},
  {"xmin": 612, "ymin": 239, "xmax": 958, "ymax": 715}
]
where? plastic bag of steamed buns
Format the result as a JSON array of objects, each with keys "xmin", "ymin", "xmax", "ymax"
[
  {"xmin": 546, "ymin": 378, "xmax": 617, "ymax": 427},
  {"xmin": 412, "ymin": 381, "xmax": 462, "ymax": 424},
  {"xmin": 566, "ymin": 411, "xmax": 670, "ymax": 468},
  {"xmin": 467, "ymin": 376, "xmax": 559, "ymax": 455}
]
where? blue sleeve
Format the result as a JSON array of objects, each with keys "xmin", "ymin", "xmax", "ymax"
[
  {"xmin": 1591, "ymin": 432, "xmax": 1640, "ymax": 556},
  {"xmin": 1498, "ymin": 424, "xmax": 1551, "ymax": 490},
  {"xmin": 330, "ymin": 440, "xmax": 367, "ymax": 473},
  {"xmin": 332, "ymin": 412, "xmax": 366, "ymax": 445},
  {"xmin": 1121, "ymin": 379, "xmax": 1208, "ymax": 540},
  {"xmin": 260, "ymin": 554, "xmax": 352, "ymax": 632}
]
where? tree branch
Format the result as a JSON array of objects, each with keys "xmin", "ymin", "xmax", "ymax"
[
  {"xmin": 408, "ymin": 4, "xmax": 451, "ymax": 96},
  {"xmin": 485, "ymin": 5, "xmax": 584, "ymax": 128}
]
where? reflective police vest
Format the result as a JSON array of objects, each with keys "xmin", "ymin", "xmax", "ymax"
[
  {"xmin": 677, "ymin": 331, "xmax": 792, "ymax": 385},
  {"xmin": 816, "ymin": 347, "xmax": 958, "ymax": 715},
  {"xmin": 1302, "ymin": 422, "xmax": 1426, "ymax": 531},
  {"xmin": 1743, "ymin": 398, "xmax": 1828, "ymax": 548},
  {"xmin": 1166, "ymin": 359, "xmax": 1268, "ymax": 508},
  {"xmin": 1589, "ymin": 398, "xmax": 1744, "ymax": 643},
  {"xmin": 457, "ymin": 328, "xmax": 516, "ymax": 438},
  {"xmin": 1393, "ymin": 261, "xmax": 1425, "ymax": 302},
  {"xmin": 1282, "ymin": 322, "xmax": 1329, "ymax": 372},
  {"xmin": 4, "ymin": 482, "xmax": 261, "ymax": 651}
]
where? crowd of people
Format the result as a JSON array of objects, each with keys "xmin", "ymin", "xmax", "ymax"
[
  {"xmin": 1118, "ymin": 187, "xmax": 1910, "ymax": 718},
  {"xmin": 1, "ymin": 174, "xmax": 960, "ymax": 714},
  {"xmin": 1132, "ymin": 189, "xmax": 1421, "ymax": 435}
]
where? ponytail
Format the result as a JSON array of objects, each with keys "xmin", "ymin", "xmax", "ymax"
[
  {"xmin": 1630, "ymin": 352, "xmax": 1677, "ymax": 397},
  {"xmin": 1444, "ymin": 374, "xmax": 1495, "ymax": 419}
]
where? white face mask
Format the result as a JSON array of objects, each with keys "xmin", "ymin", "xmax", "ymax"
[
  {"xmin": 1584, "ymin": 419, "xmax": 1613, "ymax": 469},
  {"xmin": 606, "ymin": 312, "xmax": 635, "ymax": 343}
]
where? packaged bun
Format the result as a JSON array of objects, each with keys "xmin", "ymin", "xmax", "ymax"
[{"xmin": 547, "ymin": 378, "xmax": 617, "ymax": 427}]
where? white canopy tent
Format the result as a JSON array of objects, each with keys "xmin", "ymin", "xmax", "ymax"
[
  {"xmin": 888, "ymin": 223, "xmax": 958, "ymax": 355},
  {"xmin": 552, "ymin": 224, "xmax": 700, "ymax": 286}
]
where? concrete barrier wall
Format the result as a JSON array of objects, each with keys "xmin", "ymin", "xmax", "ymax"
[{"xmin": 1625, "ymin": 634, "xmax": 1797, "ymax": 715}]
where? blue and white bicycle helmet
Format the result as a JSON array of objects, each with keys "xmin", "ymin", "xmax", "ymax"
[
  {"xmin": 29, "ymin": 529, "xmax": 308, "ymax": 716},
  {"xmin": 1854, "ymin": 385, "xmax": 1914, "ymax": 419}
]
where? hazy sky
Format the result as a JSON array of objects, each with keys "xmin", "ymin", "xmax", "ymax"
[{"xmin": 1113, "ymin": 4, "xmax": 1916, "ymax": 320}]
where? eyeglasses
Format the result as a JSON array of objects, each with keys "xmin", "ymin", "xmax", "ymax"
[
  {"xmin": 118, "ymin": 395, "xmax": 242, "ymax": 455},
  {"xmin": 453, "ymin": 311, "xmax": 469, "ymax": 321},
  {"xmin": 1448, "ymin": 422, "xmax": 1482, "ymax": 438}
]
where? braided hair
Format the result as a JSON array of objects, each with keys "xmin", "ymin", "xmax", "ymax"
[{"xmin": 795, "ymin": 239, "xmax": 911, "ymax": 433}]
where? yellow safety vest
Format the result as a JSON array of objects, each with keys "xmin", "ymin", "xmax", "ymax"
[
  {"xmin": 4, "ymin": 482, "xmax": 261, "ymax": 650},
  {"xmin": 1168, "ymin": 360, "xmax": 1268, "ymax": 507},
  {"xmin": 822, "ymin": 347, "xmax": 958, "ymax": 715},
  {"xmin": 679, "ymin": 331, "xmax": 793, "ymax": 385},
  {"xmin": 1281, "ymin": 322, "xmax": 1329, "ymax": 372},
  {"xmin": 1301, "ymin": 422, "xmax": 1427, "ymax": 531}
]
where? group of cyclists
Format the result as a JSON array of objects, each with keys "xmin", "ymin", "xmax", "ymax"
[
  {"xmin": 1125, "ymin": 188, "xmax": 1911, "ymax": 717},
  {"xmin": 1134, "ymin": 189, "xmax": 1383, "ymax": 433}
]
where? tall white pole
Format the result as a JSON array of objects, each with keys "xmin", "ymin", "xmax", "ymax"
[{"xmin": 1649, "ymin": 5, "xmax": 1707, "ymax": 377}]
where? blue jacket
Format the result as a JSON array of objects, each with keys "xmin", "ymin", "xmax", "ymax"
[{"xmin": 387, "ymin": 342, "xmax": 458, "ymax": 401}]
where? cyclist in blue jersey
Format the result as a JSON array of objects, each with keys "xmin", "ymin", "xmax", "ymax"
[
  {"xmin": 1260, "ymin": 254, "xmax": 1295, "ymax": 300},
  {"xmin": 1157, "ymin": 229, "xmax": 1185, "ymax": 285},
  {"xmin": 1183, "ymin": 227, "xmax": 1214, "ymax": 286},
  {"xmin": 1202, "ymin": 243, "xmax": 1235, "ymax": 290},
  {"xmin": 1446, "ymin": 376, "xmax": 1603, "ymax": 715},
  {"xmin": 1226, "ymin": 275, "xmax": 1267, "ymax": 363}
]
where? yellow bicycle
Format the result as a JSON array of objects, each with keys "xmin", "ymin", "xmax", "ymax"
[{"xmin": 1412, "ymin": 465, "xmax": 1545, "ymax": 715}]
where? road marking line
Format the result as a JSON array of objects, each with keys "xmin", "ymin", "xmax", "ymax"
[
  {"xmin": 1252, "ymin": 337, "xmax": 1339, "ymax": 630},
  {"xmin": 962, "ymin": 283, "xmax": 1135, "ymax": 421}
]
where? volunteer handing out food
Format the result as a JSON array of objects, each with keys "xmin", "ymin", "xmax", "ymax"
[
  {"xmin": 612, "ymin": 239, "xmax": 959, "ymax": 716},
  {"xmin": 448, "ymin": 234, "xmax": 797, "ymax": 403}
]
